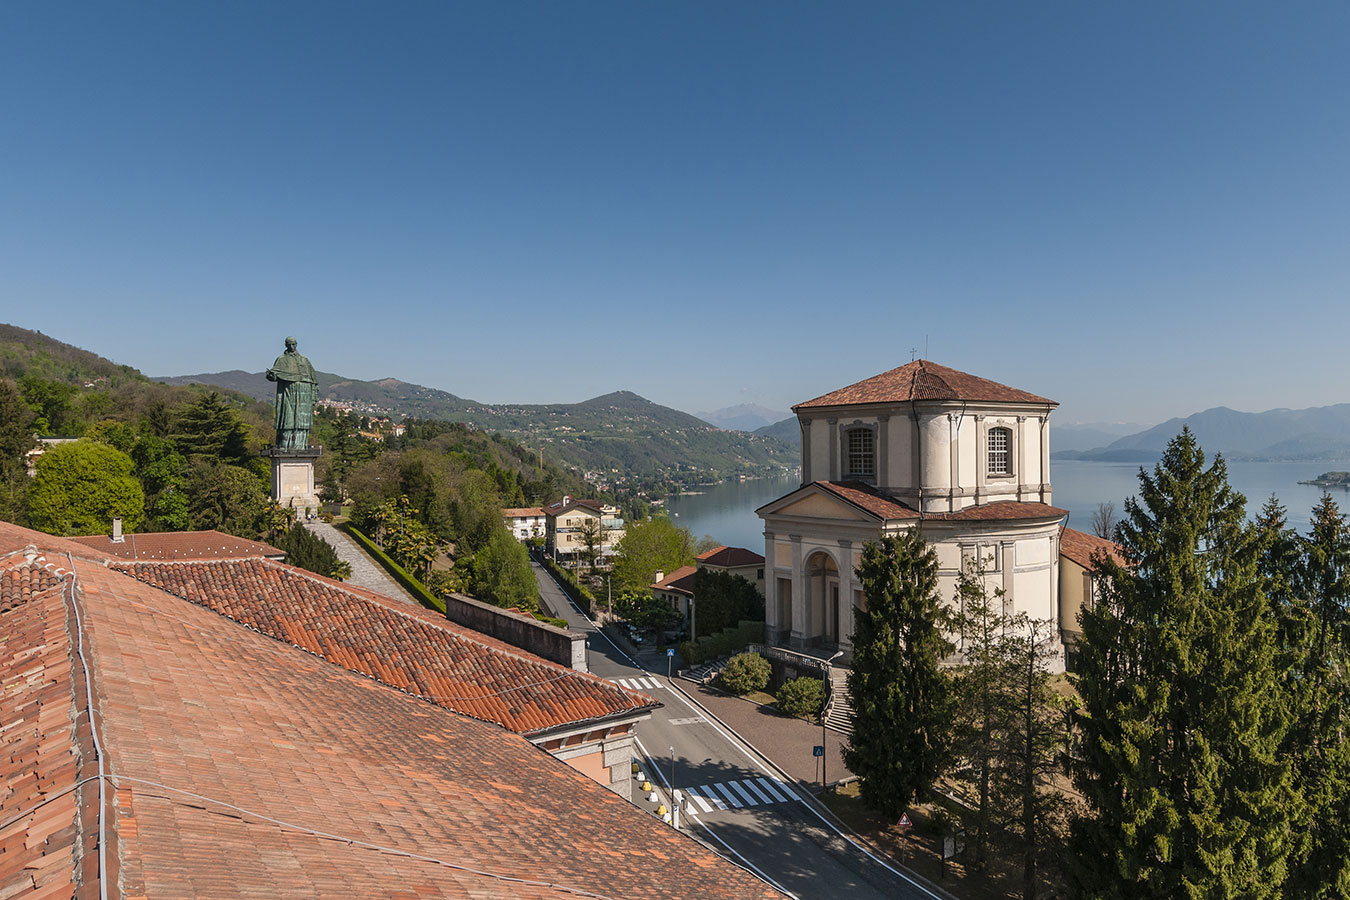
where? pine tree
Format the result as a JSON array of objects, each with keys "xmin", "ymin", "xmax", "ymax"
[
  {"xmin": 845, "ymin": 530, "xmax": 956, "ymax": 819},
  {"xmin": 1283, "ymin": 493, "xmax": 1350, "ymax": 898},
  {"xmin": 1070, "ymin": 429, "xmax": 1298, "ymax": 899}
]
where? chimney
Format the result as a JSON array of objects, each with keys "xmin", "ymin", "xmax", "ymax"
[
  {"xmin": 562, "ymin": 495, "xmax": 570, "ymax": 507},
  {"xmin": 653, "ymin": 571, "xmax": 664, "ymax": 585},
  {"xmin": 111, "ymin": 517, "xmax": 124, "ymax": 543}
]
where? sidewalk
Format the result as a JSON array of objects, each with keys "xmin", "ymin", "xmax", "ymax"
[
  {"xmin": 305, "ymin": 521, "xmax": 421, "ymax": 606},
  {"xmin": 676, "ymin": 680, "xmax": 856, "ymax": 790}
]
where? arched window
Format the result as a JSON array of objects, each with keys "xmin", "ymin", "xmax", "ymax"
[
  {"xmin": 844, "ymin": 426, "xmax": 875, "ymax": 480},
  {"xmin": 988, "ymin": 426, "xmax": 1012, "ymax": 476}
]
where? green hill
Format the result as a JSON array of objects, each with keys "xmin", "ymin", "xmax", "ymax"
[{"xmin": 0, "ymin": 323, "xmax": 147, "ymax": 387}]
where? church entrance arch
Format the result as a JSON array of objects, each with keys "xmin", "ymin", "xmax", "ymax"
[{"xmin": 805, "ymin": 551, "xmax": 840, "ymax": 647}]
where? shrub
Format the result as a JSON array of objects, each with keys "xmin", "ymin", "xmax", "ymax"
[
  {"xmin": 719, "ymin": 652, "xmax": 771, "ymax": 695},
  {"xmin": 680, "ymin": 640, "xmax": 703, "ymax": 666},
  {"xmin": 777, "ymin": 676, "xmax": 825, "ymax": 721}
]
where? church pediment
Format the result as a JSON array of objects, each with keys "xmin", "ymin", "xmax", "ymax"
[{"xmin": 759, "ymin": 483, "xmax": 888, "ymax": 523}]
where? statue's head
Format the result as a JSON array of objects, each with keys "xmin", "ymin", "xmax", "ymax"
[{"xmin": 285, "ymin": 336, "xmax": 297, "ymax": 351}]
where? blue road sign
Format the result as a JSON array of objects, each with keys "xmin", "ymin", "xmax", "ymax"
[
  {"xmin": 667, "ymin": 648, "xmax": 675, "ymax": 657},
  {"xmin": 813, "ymin": 745, "xmax": 825, "ymax": 757}
]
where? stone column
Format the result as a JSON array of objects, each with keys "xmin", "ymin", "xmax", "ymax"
[
  {"xmin": 800, "ymin": 419, "xmax": 812, "ymax": 483},
  {"xmin": 1001, "ymin": 540, "xmax": 1016, "ymax": 618},
  {"xmin": 827, "ymin": 418, "xmax": 839, "ymax": 482},
  {"xmin": 763, "ymin": 530, "xmax": 778, "ymax": 642},
  {"xmin": 1040, "ymin": 416, "xmax": 1052, "ymax": 503},
  {"xmin": 876, "ymin": 414, "xmax": 890, "ymax": 488},
  {"xmin": 837, "ymin": 539, "xmax": 855, "ymax": 652}
]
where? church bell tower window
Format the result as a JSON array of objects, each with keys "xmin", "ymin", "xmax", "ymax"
[
  {"xmin": 988, "ymin": 426, "xmax": 1012, "ymax": 477},
  {"xmin": 844, "ymin": 427, "xmax": 876, "ymax": 480}
]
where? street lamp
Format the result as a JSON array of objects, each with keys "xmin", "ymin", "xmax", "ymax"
[{"xmin": 822, "ymin": 650, "xmax": 844, "ymax": 787}]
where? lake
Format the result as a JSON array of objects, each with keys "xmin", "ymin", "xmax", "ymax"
[{"xmin": 665, "ymin": 460, "xmax": 1350, "ymax": 551}]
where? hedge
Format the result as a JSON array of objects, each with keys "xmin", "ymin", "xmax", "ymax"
[
  {"xmin": 339, "ymin": 522, "xmax": 447, "ymax": 614},
  {"xmin": 539, "ymin": 555, "xmax": 597, "ymax": 615},
  {"xmin": 680, "ymin": 620, "xmax": 765, "ymax": 666}
]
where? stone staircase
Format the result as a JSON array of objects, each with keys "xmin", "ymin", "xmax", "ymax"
[
  {"xmin": 824, "ymin": 666, "xmax": 854, "ymax": 734},
  {"xmin": 683, "ymin": 656, "xmax": 729, "ymax": 684}
]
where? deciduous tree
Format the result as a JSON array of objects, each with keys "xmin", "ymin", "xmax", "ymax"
[
  {"xmin": 29, "ymin": 441, "xmax": 144, "ymax": 535},
  {"xmin": 612, "ymin": 516, "xmax": 695, "ymax": 592}
]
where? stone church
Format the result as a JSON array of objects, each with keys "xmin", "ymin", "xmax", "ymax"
[{"xmin": 757, "ymin": 360, "xmax": 1071, "ymax": 666}]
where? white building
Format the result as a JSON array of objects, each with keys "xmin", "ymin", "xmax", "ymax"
[
  {"xmin": 502, "ymin": 507, "xmax": 547, "ymax": 542},
  {"xmin": 757, "ymin": 360, "xmax": 1067, "ymax": 666}
]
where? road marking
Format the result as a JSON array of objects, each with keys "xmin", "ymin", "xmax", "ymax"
[
  {"xmin": 741, "ymin": 778, "xmax": 776, "ymax": 805},
  {"xmin": 710, "ymin": 783, "xmax": 745, "ymax": 809},
  {"xmin": 687, "ymin": 791, "xmax": 714, "ymax": 814},
  {"xmin": 771, "ymin": 777, "xmax": 801, "ymax": 802},
  {"xmin": 725, "ymin": 780, "xmax": 760, "ymax": 807},
  {"xmin": 694, "ymin": 785, "xmax": 728, "ymax": 810},
  {"xmin": 667, "ymin": 716, "xmax": 708, "ymax": 726},
  {"xmin": 609, "ymin": 677, "xmax": 663, "ymax": 690},
  {"xmin": 754, "ymin": 777, "xmax": 788, "ymax": 803}
]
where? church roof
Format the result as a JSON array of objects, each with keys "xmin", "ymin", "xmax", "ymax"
[
  {"xmin": 794, "ymin": 360, "xmax": 1056, "ymax": 410},
  {"xmin": 763, "ymin": 481, "xmax": 1067, "ymax": 524}
]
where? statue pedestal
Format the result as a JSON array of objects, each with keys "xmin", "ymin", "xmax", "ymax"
[{"xmin": 264, "ymin": 447, "xmax": 322, "ymax": 518}]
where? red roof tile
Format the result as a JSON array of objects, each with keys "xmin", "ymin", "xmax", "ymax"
[
  {"xmin": 795, "ymin": 360, "xmax": 1056, "ymax": 410},
  {"xmin": 651, "ymin": 565, "xmax": 698, "ymax": 595},
  {"xmin": 1060, "ymin": 526, "xmax": 1128, "ymax": 568},
  {"xmin": 113, "ymin": 557, "xmax": 657, "ymax": 736},
  {"xmin": 0, "ymin": 559, "xmax": 85, "ymax": 900},
  {"xmin": 696, "ymin": 546, "xmax": 765, "ymax": 567},
  {"xmin": 68, "ymin": 530, "xmax": 284, "ymax": 561},
  {"xmin": 501, "ymin": 507, "xmax": 545, "ymax": 518},
  {"xmin": 809, "ymin": 483, "xmax": 1066, "ymax": 523},
  {"xmin": 0, "ymin": 522, "xmax": 784, "ymax": 900},
  {"xmin": 926, "ymin": 500, "xmax": 1069, "ymax": 522}
]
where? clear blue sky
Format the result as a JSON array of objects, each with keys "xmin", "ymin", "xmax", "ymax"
[{"xmin": 4, "ymin": 2, "xmax": 1348, "ymax": 426}]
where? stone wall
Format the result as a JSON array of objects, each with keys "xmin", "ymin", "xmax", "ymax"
[{"xmin": 445, "ymin": 592, "xmax": 587, "ymax": 671}]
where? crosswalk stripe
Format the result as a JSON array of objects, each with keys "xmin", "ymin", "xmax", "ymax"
[
  {"xmin": 772, "ymin": 777, "xmax": 801, "ymax": 801},
  {"xmin": 711, "ymin": 783, "xmax": 744, "ymax": 808},
  {"xmin": 687, "ymin": 790, "xmax": 714, "ymax": 814},
  {"xmin": 695, "ymin": 785, "xmax": 727, "ymax": 810},
  {"xmin": 741, "ymin": 778, "xmax": 775, "ymax": 805},
  {"xmin": 725, "ymin": 780, "xmax": 759, "ymax": 806},
  {"xmin": 755, "ymin": 777, "xmax": 788, "ymax": 803},
  {"xmin": 610, "ymin": 677, "xmax": 663, "ymax": 690}
]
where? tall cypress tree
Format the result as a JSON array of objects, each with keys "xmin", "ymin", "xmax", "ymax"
[
  {"xmin": 845, "ymin": 530, "xmax": 956, "ymax": 819},
  {"xmin": 1070, "ymin": 429, "xmax": 1297, "ymax": 899}
]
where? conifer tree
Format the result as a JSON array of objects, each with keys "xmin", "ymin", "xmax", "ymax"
[
  {"xmin": 1070, "ymin": 429, "xmax": 1297, "ymax": 899},
  {"xmin": 845, "ymin": 530, "xmax": 956, "ymax": 819},
  {"xmin": 952, "ymin": 562, "xmax": 1004, "ymax": 867},
  {"xmin": 1283, "ymin": 493, "xmax": 1350, "ymax": 899}
]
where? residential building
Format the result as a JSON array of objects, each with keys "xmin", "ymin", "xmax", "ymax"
[
  {"xmin": 650, "ymin": 546, "xmax": 766, "ymax": 637},
  {"xmin": 543, "ymin": 496, "xmax": 625, "ymax": 562},
  {"xmin": 0, "ymin": 520, "xmax": 782, "ymax": 899},
  {"xmin": 502, "ymin": 506, "xmax": 547, "ymax": 541},
  {"xmin": 1058, "ymin": 525, "xmax": 1127, "ymax": 659},
  {"xmin": 757, "ymin": 360, "xmax": 1069, "ymax": 667}
]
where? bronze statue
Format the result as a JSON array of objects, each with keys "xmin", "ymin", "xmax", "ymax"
[{"xmin": 266, "ymin": 336, "xmax": 317, "ymax": 450}]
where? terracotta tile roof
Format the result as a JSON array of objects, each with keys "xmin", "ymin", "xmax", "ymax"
[
  {"xmin": 1060, "ymin": 526, "xmax": 1128, "ymax": 568},
  {"xmin": 114, "ymin": 557, "xmax": 657, "ymax": 736},
  {"xmin": 501, "ymin": 507, "xmax": 545, "ymax": 518},
  {"xmin": 651, "ymin": 565, "xmax": 698, "ymax": 595},
  {"xmin": 696, "ymin": 545, "xmax": 765, "ymax": 567},
  {"xmin": 926, "ymin": 500, "xmax": 1069, "ymax": 521},
  {"xmin": 0, "ymin": 556, "xmax": 61, "ymax": 612},
  {"xmin": 68, "ymin": 529, "xmax": 284, "ymax": 561},
  {"xmin": 0, "ymin": 556, "xmax": 87, "ymax": 900},
  {"xmin": 795, "ymin": 359, "xmax": 1056, "ymax": 410},
  {"xmin": 0, "ymin": 523, "xmax": 784, "ymax": 899},
  {"xmin": 817, "ymin": 481, "xmax": 922, "ymax": 520}
]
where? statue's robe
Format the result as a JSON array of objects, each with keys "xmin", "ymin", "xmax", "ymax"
[{"xmin": 266, "ymin": 351, "xmax": 317, "ymax": 450}]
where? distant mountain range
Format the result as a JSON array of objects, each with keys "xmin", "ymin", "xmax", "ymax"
[
  {"xmin": 693, "ymin": 403, "xmax": 787, "ymax": 432},
  {"xmin": 1054, "ymin": 405, "xmax": 1350, "ymax": 462},
  {"xmin": 158, "ymin": 370, "xmax": 797, "ymax": 485}
]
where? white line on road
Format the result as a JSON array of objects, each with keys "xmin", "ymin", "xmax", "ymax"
[
  {"xmin": 755, "ymin": 778, "xmax": 788, "ymax": 803},
  {"xmin": 711, "ymin": 782, "xmax": 745, "ymax": 809},
  {"xmin": 725, "ymin": 780, "xmax": 760, "ymax": 807},
  {"xmin": 667, "ymin": 716, "xmax": 708, "ymax": 726},
  {"xmin": 741, "ymin": 778, "xmax": 776, "ymax": 805}
]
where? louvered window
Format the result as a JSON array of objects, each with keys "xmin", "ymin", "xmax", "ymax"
[{"xmin": 845, "ymin": 427, "xmax": 875, "ymax": 479}]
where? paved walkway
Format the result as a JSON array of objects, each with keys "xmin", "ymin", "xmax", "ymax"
[
  {"xmin": 678, "ymin": 681, "xmax": 856, "ymax": 790},
  {"xmin": 305, "ymin": 522, "xmax": 420, "ymax": 606}
]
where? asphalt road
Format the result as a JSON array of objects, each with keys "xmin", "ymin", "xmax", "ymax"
[{"xmin": 532, "ymin": 562, "xmax": 953, "ymax": 900}]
